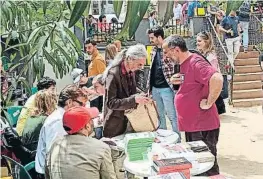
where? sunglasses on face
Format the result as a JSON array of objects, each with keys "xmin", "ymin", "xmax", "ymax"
[{"xmin": 73, "ymin": 100, "xmax": 84, "ymax": 106}]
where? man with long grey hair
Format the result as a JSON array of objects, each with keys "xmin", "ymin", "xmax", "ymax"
[{"xmin": 103, "ymin": 44, "xmax": 152, "ymax": 138}]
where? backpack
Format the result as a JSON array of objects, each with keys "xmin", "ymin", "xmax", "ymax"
[
  {"xmin": 174, "ymin": 49, "xmax": 226, "ymax": 115},
  {"xmin": 238, "ymin": 2, "xmax": 250, "ymax": 19}
]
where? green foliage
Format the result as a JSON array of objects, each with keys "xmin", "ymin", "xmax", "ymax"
[
  {"xmin": 1, "ymin": 0, "xmax": 83, "ymax": 81},
  {"xmin": 113, "ymin": 0, "xmax": 123, "ymax": 19},
  {"xmin": 129, "ymin": 0, "xmax": 150, "ymax": 38},
  {"xmin": 68, "ymin": 0, "xmax": 90, "ymax": 28},
  {"xmin": 115, "ymin": 0, "xmax": 150, "ymax": 40},
  {"xmin": 162, "ymin": 1, "xmax": 174, "ymax": 26},
  {"xmin": 226, "ymin": 1, "xmax": 244, "ymax": 15}
]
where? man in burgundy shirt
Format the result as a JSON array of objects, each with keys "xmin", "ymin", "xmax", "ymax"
[{"xmin": 162, "ymin": 35, "xmax": 223, "ymax": 176}]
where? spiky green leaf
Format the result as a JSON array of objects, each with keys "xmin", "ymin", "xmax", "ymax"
[{"xmin": 68, "ymin": 0, "xmax": 89, "ymax": 28}]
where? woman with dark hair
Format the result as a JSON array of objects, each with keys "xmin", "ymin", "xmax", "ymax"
[{"xmin": 98, "ymin": 14, "xmax": 109, "ymax": 32}]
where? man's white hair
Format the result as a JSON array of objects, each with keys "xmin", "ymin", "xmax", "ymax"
[{"xmin": 101, "ymin": 44, "xmax": 147, "ymax": 83}]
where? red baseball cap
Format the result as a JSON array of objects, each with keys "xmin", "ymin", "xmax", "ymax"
[{"xmin": 63, "ymin": 106, "xmax": 99, "ymax": 134}]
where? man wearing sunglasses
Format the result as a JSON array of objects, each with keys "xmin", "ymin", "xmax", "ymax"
[
  {"xmin": 35, "ymin": 85, "xmax": 89, "ymax": 177},
  {"xmin": 163, "ymin": 35, "xmax": 223, "ymax": 176},
  {"xmin": 71, "ymin": 68, "xmax": 103, "ymax": 112}
]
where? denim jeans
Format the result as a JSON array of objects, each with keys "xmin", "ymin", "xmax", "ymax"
[
  {"xmin": 152, "ymin": 87, "xmax": 180, "ymax": 139},
  {"xmin": 240, "ymin": 21, "xmax": 249, "ymax": 49}
]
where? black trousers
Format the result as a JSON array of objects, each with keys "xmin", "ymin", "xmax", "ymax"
[{"xmin": 185, "ymin": 128, "xmax": 220, "ymax": 176}]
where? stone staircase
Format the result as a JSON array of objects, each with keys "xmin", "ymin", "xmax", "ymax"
[{"xmin": 232, "ymin": 46, "xmax": 263, "ymax": 107}]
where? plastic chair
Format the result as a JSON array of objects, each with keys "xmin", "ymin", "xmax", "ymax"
[
  {"xmin": 31, "ymin": 87, "xmax": 38, "ymax": 95},
  {"xmin": 1, "ymin": 155, "xmax": 34, "ymax": 179},
  {"xmin": 6, "ymin": 106, "xmax": 23, "ymax": 127}
]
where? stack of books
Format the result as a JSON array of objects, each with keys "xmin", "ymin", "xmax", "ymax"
[
  {"xmin": 196, "ymin": 151, "xmax": 215, "ymax": 163},
  {"xmin": 124, "ymin": 132, "xmax": 155, "ymax": 161},
  {"xmin": 149, "ymin": 172, "xmax": 187, "ymax": 179},
  {"xmin": 187, "ymin": 141, "xmax": 209, "ymax": 152},
  {"xmin": 152, "ymin": 157, "xmax": 192, "ymax": 179}
]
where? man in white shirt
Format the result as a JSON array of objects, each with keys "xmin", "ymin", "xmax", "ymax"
[
  {"xmin": 173, "ymin": 0, "xmax": 182, "ymax": 25},
  {"xmin": 35, "ymin": 84, "xmax": 88, "ymax": 176}
]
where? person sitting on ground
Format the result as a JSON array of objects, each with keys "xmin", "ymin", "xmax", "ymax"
[
  {"xmin": 16, "ymin": 77, "xmax": 56, "ymax": 136},
  {"xmin": 105, "ymin": 44, "xmax": 118, "ymax": 66},
  {"xmin": 45, "ymin": 106, "xmax": 117, "ymax": 179},
  {"xmin": 35, "ymin": 85, "xmax": 88, "ymax": 176},
  {"xmin": 21, "ymin": 90, "xmax": 57, "ymax": 151}
]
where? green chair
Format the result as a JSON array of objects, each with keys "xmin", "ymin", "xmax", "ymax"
[
  {"xmin": 6, "ymin": 106, "xmax": 23, "ymax": 127},
  {"xmin": 1, "ymin": 155, "xmax": 35, "ymax": 179},
  {"xmin": 31, "ymin": 87, "xmax": 38, "ymax": 95}
]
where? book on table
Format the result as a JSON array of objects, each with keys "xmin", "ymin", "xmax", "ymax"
[
  {"xmin": 196, "ymin": 151, "xmax": 215, "ymax": 163},
  {"xmin": 152, "ymin": 167, "xmax": 190, "ymax": 179},
  {"xmin": 125, "ymin": 132, "xmax": 155, "ymax": 161},
  {"xmin": 148, "ymin": 172, "xmax": 187, "ymax": 179},
  {"xmin": 153, "ymin": 157, "xmax": 192, "ymax": 172},
  {"xmin": 187, "ymin": 140, "xmax": 209, "ymax": 152}
]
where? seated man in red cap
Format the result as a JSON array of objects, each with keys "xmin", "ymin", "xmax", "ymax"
[{"xmin": 45, "ymin": 106, "xmax": 117, "ymax": 179}]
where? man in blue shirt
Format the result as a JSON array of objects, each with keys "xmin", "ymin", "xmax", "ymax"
[
  {"xmin": 188, "ymin": 0, "xmax": 202, "ymax": 18},
  {"xmin": 220, "ymin": 9, "xmax": 241, "ymax": 67}
]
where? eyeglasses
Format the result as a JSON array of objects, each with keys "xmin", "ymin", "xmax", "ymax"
[{"xmin": 73, "ymin": 100, "xmax": 84, "ymax": 106}]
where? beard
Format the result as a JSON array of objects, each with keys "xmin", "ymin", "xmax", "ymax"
[{"xmin": 170, "ymin": 56, "xmax": 180, "ymax": 64}]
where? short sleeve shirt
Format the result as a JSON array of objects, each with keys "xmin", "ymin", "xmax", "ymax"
[
  {"xmin": 221, "ymin": 16, "xmax": 239, "ymax": 39},
  {"xmin": 175, "ymin": 54, "xmax": 220, "ymax": 132}
]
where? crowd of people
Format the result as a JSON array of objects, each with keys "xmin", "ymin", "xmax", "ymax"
[{"xmin": 1, "ymin": 1, "xmax": 261, "ymax": 179}]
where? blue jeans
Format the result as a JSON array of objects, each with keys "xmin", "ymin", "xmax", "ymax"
[
  {"xmin": 240, "ymin": 21, "xmax": 249, "ymax": 49},
  {"xmin": 152, "ymin": 87, "xmax": 180, "ymax": 139}
]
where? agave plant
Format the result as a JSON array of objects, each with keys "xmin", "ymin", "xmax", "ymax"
[{"xmin": 114, "ymin": 0, "xmax": 150, "ymax": 40}]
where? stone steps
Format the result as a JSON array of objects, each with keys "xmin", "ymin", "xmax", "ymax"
[
  {"xmin": 236, "ymin": 51, "xmax": 260, "ymax": 59},
  {"xmin": 233, "ymin": 98, "xmax": 263, "ymax": 107},
  {"xmin": 234, "ymin": 58, "xmax": 259, "ymax": 66},
  {"xmin": 235, "ymin": 65, "xmax": 262, "ymax": 74},
  {"xmin": 233, "ymin": 80, "xmax": 262, "ymax": 91},
  {"xmin": 233, "ymin": 72, "xmax": 263, "ymax": 82},
  {"xmin": 232, "ymin": 46, "xmax": 262, "ymax": 107}
]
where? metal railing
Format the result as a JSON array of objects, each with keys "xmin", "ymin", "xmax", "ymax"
[
  {"xmin": 202, "ymin": 16, "xmax": 231, "ymax": 75},
  {"xmin": 160, "ymin": 18, "xmax": 191, "ymax": 37},
  {"xmin": 249, "ymin": 13, "xmax": 263, "ymax": 51},
  {"xmin": 202, "ymin": 16, "xmax": 234, "ymax": 103},
  {"xmin": 85, "ymin": 19, "xmax": 127, "ymax": 43}
]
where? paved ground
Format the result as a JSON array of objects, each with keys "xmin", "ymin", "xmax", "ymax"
[
  {"xmin": 217, "ymin": 105, "xmax": 263, "ymax": 179},
  {"xmin": 116, "ymin": 103, "xmax": 263, "ymax": 179},
  {"xmin": 176, "ymin": 104, "xmax": 263, "ymax": 179}
]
